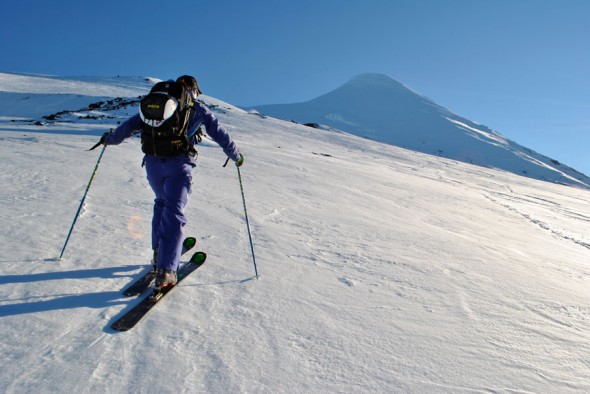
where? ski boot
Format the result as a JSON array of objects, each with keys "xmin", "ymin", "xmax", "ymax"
[{"xmin": 155, "ymin": 268, "xmax": 177, "ymax": 289}]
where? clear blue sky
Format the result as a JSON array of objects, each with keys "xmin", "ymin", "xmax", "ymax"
[{"xmin": 1, "ymin": 0, "xmax": 589, "ymax": 176}]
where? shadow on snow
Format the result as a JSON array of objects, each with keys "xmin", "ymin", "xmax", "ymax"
[{"xmin": 0, "ymin": 265, "xmax": 141, "ymax": 318}]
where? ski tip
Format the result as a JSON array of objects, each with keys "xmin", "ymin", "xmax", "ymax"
[
  {"xmin": 190, "ymin": 251, "xmax": 207, "ymax": 265},
  {"xmin": 183, "ymin": 237, "xmax": 197, "ymax": 250}
]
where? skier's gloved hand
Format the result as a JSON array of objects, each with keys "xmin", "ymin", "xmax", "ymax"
[
  {"xmin": 99, "ymin": 131, "xmax": 110, "ymax": 146},
  {"xmin": 89, "ymin": 130, "xmax": 112, "ymax": 151},
  {"xmin": 236, "ymin": 153, "xmax": 244, "ymax": 167}
]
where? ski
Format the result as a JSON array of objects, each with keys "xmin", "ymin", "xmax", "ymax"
[
  {"xmin": 122, "ymin": 236, "xmax": 197, "ymax": 296},
  {"xmin": 111, "ymin": 251, "xmax": 207, "ymax": 332}
]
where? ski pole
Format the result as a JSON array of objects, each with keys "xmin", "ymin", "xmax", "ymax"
[
  {"xmin": 59, "ymin": 143, "xmax": 107, "ymax": 259},
  {"xmin": 236, "ymin": 165, "xmax": 258, "ymax": 279}
]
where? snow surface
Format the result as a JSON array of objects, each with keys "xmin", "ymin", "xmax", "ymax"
[{"xmin": 0, "ymin": 74, "xmax": 589, "ymax": 393}]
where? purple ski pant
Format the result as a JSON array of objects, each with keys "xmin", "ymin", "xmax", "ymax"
[{"xmin": 144, "ymin": 154, "xmax": 195, "ymax": 272}]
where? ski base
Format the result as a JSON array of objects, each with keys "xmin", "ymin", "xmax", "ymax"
[{"xmin": 111, "ymin": 251, "xmax": 206, "ymax": 332}]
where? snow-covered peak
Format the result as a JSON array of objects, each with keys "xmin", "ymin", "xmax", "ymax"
[
  {"xmin": 251, "ymin": 74, "xmax": 590, "ymax": 188},
  {"xmin": 347, "ymin": 72, "xmax": 406, "ymax": 87}
]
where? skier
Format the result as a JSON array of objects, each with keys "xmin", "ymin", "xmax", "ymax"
[{"xmin": 97, "ymin": 75, "xmax": 244, "ymax": 290}]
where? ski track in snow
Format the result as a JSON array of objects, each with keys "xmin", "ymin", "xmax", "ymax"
[{"xmin": 0, "ymin": 76, "xmax": 589, "ymax": 393}]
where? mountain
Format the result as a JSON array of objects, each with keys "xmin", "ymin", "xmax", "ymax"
[
  {"xmin": 0, "ymin": 73, "xmax": 589, "ymax": 393},
  {"xmin": 251, "ymin": 73, "xmax": 590, "ymax": 189}
]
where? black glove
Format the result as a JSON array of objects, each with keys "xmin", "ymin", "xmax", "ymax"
[{"xmin": 99, "ymin": 131, "xmax": 110, "ymax": 145}]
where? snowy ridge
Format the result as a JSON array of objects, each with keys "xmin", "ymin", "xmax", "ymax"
[
  {"xmin": 0, "ymin": 73, "xmax": 154, "ymax": 119},
  {"xmin": 0, "ymin": 73, "xmax": 589, "ymax": 393},
  {"xmin": 251, "ymin": 73, "xmax": 590, "ymax": 189},
  {"xmin": 0, "ymin": 72, "xmax": 154, "ymax": 96}
]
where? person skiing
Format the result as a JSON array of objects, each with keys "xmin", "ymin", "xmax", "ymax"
[{"xmin": 97, "ymin": 75, "xmax": 244, "ymax": 290}]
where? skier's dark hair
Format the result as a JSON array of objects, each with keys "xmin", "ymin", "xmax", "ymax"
[{"xmin": 176, "ymin": 75, "xmax": 202, "ymax": 96}]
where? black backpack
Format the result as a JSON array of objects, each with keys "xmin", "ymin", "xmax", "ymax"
[{"xmin": 139, "ymin": 81, "xmax": 193, "ymax": 156}]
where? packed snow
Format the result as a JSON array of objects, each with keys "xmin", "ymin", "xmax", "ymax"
[{"xmin": 0, "ymin": 74, "xmax": 588, "ymax": 393}]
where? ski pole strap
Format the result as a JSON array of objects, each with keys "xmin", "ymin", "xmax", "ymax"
[{"xmin": 223, "ymin": 157, "xmax": 231, "ymax": 167}]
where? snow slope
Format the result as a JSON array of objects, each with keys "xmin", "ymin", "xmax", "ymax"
[
  {"xmin": 0, "ymin": 74, "xmax": 589, "ymax": 393},
  {"xmin": 0, "ymin": 72, "xmax": 153, "ymax": 118},
  {"xmin": 251, "ymin": 73, "xmax": 590, "ymax": 189}
]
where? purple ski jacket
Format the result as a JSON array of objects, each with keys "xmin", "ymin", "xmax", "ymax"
[{"xmin": 106, "ymin": 100, "xmax": 241, "ymax": 161}]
